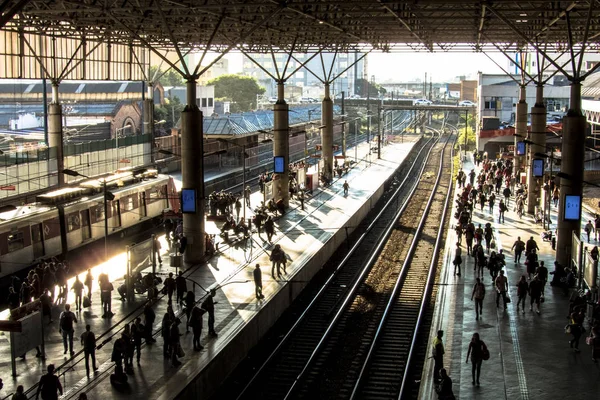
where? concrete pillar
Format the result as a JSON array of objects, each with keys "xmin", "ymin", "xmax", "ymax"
[
  {"xmin": 527, "ymin": 84, "xmax": 546, "ymax": 214},
  {"xmin": 48, "ymin": 83, "xmax": 64, "ymax": 186},
  {"xmin": 556, "ymin": 82, "xmax": 586, "ymax": 266},
  {"xmin": 273, "ymin": 81, "xmax": 290, "ymax": 207},
  {"xmin": 322, "ymin": 83, "xmax": 334, "ymax": 181},
  {"xmin": 514, "ymin": 85, "xmax": 527, "ymax": 182},
  {"xmin": 181, "ymin": 79, "xmax": 205, "ymax": 265},
  {"xmin": 143, "ymin": 83, "xmax": 155, "ymax": 162},
  {"xmin": 341, "ymin": 91, "xmax": 346, "ymax": 157}
]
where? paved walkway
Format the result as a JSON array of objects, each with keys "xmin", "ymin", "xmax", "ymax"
[
  {"xmin": 421, "ymin": 155, "xmax": 600, "ymax": 399},
  {"xmin": 0, "ymin": 136, "xmax": 418, "ymax": 400}
]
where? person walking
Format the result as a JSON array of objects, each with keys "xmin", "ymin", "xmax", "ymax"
[
  {"xmin": 471, "ymin": 278, "xmax": 485, "ymax": 320},
  {"xmin": 528, "ymin": 275, "xmax": 543, "ymax": 314},
  {"xmin": 516, "ymin": 275, "xmax": 528, "ymax": 314},
  {"xmin": 503, "ymin": 186, "xmax": 511, "ymax": 207},
  {"xmin": 244, "ymin": 185, "xmax": 251, "ymax": 208},
  {"xmin": 80, "ymin": 324, "xmax": 98, "ymax": 376},
  {"xmin": 169, "ymin": 318, "xmax": 183, "ymax": 367},
  {"xmin": 465, "ymin": 333, "xmax": 487, "ymax": 386},
  {"xmin": 131, "ymin": 317, "xmax": 144, "ymax": 364},
  {"xmin": 525, "ymin": 236, "xmax": 539, "ymax": 256},
  {"xmin": 99, "ymin": 274, "xmax": 114, "ymax": 318},
  {"xmin": 143, "ymin": 304, "xmax": 156, "ymax": 344},
  {"xmin": 495, "ymin": 270, "xmax": 508, "ymax": 310},
  {"xmin": 253, "ymin": 263, "xmax": 264, "ymax": 299},
  {"xmin": 526, "ymin": 249, "xmax": 539, "ymax": 280},
  {"xmin": 453, "ymin": 243, "xmax": 462, "ymax": 276},
  {"xmin": 432, "ymin": 330, "xmax": 445, "ymax": 384},
  {"xmin": 59, "ymin": 304, "xmax": 77, "ymax": 356},
  {"xmin": 343, "ymin": 180, "xmax": 349, "ymax": 197},
  {"xmin": 202, "ymin": 289, "xmax": 218, "ymax": 337},
  {"xmin": 161, "ymin": 312, "xmax": 172, "ymax": 358},
  {"xmin": 511, "ymin": 236, "xmax": 525, "ymax": 263},
  {"xmin": 590, "ymin": 322, "xmax": 600, "ymax": 362},
  {"xmin": 175, "ymin": 271, "xmax": 187, "ymax": 306},
  {"xmin": 264, "ymin": 216, "xmax": 275, "ymax": 243},
  {"xmin": 585, "ymin": 220, "xmax": 595, "ymax": 243},
  {"xmin": 270, "ymin": 244, "xmax": 285, "ymax": 279},
  {"xmin": 35, "ymin": 364, "xmax": 63, "ymax": 400},
  {"xmin": 163, "ymin": 272, "xmax": 176, "ymax": 305},
  {"xmin": 72, "ymin": 275, "xmax": 84, "ymax": 312},
  {"xmin": 569, "ymin": 309, "xmax": 585, "ymax": 353},
  {"xmin": 190, "ymin": 306, "xmax": 206, "ymax": 351},
  {"xmin": 153, "ymin": 236, "xmax": 163, "ymax": 264},
  {"xmin": 498, "ymin": 200, "xmax": 507, "ymax": 223},
  {"xmin": 84, "ymin": 269, "xmax": 93, "ymax": 299},
  {"xmin": 595, "ymin": 215, "xmax": 600, "ymax": 241},
  {"xmin": 536, "ymin": 261, "xmax": 549, "ymax": 295}
]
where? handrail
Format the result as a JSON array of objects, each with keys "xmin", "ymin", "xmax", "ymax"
[
  {"xmin": 349, "ymin": 132, "xmax": 450, "ymax": 399},
  {"xmin": 235, "ymin": 135, "xmax": 434, "ymax": 400}
]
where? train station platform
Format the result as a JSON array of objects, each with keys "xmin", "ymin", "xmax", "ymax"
[
  {"xmin": 0, "ymin": 135, "xmax": 419, "ymax": 400},
  {"xmin": 420, "ymin": 155, "xmax": 600, "ymax": 400}
]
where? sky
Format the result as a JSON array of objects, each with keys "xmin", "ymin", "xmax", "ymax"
[{"xmin": 223, "ymin": 51, "xmax": 510, "ymax": 84}]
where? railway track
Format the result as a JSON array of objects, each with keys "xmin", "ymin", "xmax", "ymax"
[{"xmin": 210, "ymin": 130, "xmax": 453, "ymax": 400}]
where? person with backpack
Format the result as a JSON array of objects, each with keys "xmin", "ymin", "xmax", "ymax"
[
  {"xmin": 466, "ymin": 332, "xmax": 488, "ymax": 386},
  {"xmin": 80, "ymin": 324, "xmax": 97, "ymax": 376},
  {"xmin": 59, "ymin": 304, "xmax": 77, "ymax": 356}
]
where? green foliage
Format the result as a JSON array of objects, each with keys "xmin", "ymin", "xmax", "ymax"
[
  {"xmin": 149, "ymin": 66, "xmax": 185, "ymax": 87},
  {"xmin": 455, "ymin": 113, "xmax": 477, "ymax": 151},
  {"xmin": 206, "ymin": 74, "xmax": 265, "ymax": 112},
  {"xmin": 155, "ymin": 95, "xmax": 185, "ymax": 129},
  {"xmin": 355, "ymin": 78, "xmax": 387, "ymax": 98}
]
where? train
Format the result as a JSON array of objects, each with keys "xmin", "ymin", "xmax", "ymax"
[{"xmin": 0, "ymin": 168, "xmax": 179, "ymax": 279}]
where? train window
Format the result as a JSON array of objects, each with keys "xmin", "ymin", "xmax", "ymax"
[
  {"xmin": 7, "ymin": 232, "xmax": 24, "ymax": 252},
  {"xmin": 67, "ymin": 213, "xmax": 80, "ymax": 232},
  {"xmin": 121, "ymin": 196, "xmax": 134, "ymax": 212},
  {"xmin": 94, "ymin": 206, "xmax": 105, "ymax": 221}
]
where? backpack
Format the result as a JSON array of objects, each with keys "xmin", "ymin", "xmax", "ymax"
[
  {"xmin": 60, "ymin": 311, "xmax": 74, "ymax": 331},
  {"xmin": 482, "ymin": 342, "xmax": 490, "ymax": 360}
]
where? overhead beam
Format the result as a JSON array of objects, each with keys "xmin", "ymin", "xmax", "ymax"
[{"xmin": 0, "ymin": 0, "xmax": 30, "ymax": 29}]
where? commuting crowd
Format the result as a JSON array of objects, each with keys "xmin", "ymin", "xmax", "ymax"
[{"xmin": 435, "ymin": 152, "xmax": 600, "ymax": 399}]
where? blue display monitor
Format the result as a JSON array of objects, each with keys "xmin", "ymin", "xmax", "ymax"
[
  {"xmin": 532, "ymin": 158, "xmax": 544, "ymax": 177},
  {"xmin": 516, "ymin": 141, "xmax": 526, "ymax": 155},
  {"xmin": 564, "ymin": 194, "xmax": 582, "ymax": 221},
  {"xmin": 274, "ymin": 156, "xmax": 285, "ymax": 173},
  {"xmin": 181, "ymin": 188, "xmax": 197, "ymax": 214}
]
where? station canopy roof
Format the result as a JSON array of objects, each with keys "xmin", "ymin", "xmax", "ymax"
[{"xmin": 6, "ymin": 0, "xmax": 600, "ymax": 53}]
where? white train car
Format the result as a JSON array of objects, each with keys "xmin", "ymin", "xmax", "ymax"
[{"xmin": 0, "ymin": 169, "xmax": 178, "ymax": 279}]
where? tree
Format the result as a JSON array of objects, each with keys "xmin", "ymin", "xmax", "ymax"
[
  {"xmin": 149, "ymin": 66, "xmax": 185, "ymax": 87},
  {"xmin": 155, "ymin": 95, "xmax": 185, "ymax": 129},
  {"xmin": 355, "ymin": 78, "xmax": 387, "ymax": 98},
  {"xmin": 206, "ymin": 74, "xmax": 265, "ymax": 112}
]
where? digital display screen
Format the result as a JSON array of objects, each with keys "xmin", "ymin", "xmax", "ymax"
[
  {"xmin": 532, "ymin": 158, "xmax": 544, "ymax": 177},
  {"xmin": 274, "ymin": 156, "xmax": 285, "ymax": 173},
  {"xmin": 516, "ymin": 141, "xmax": 526, "ymax": 155},
  {"xmin": 564, "ymin": 194, "xmax": 581, "ymax": 221},
  {"xmin": 181, "ymin": 188, "xmax": 196, "ymax": 214}
]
